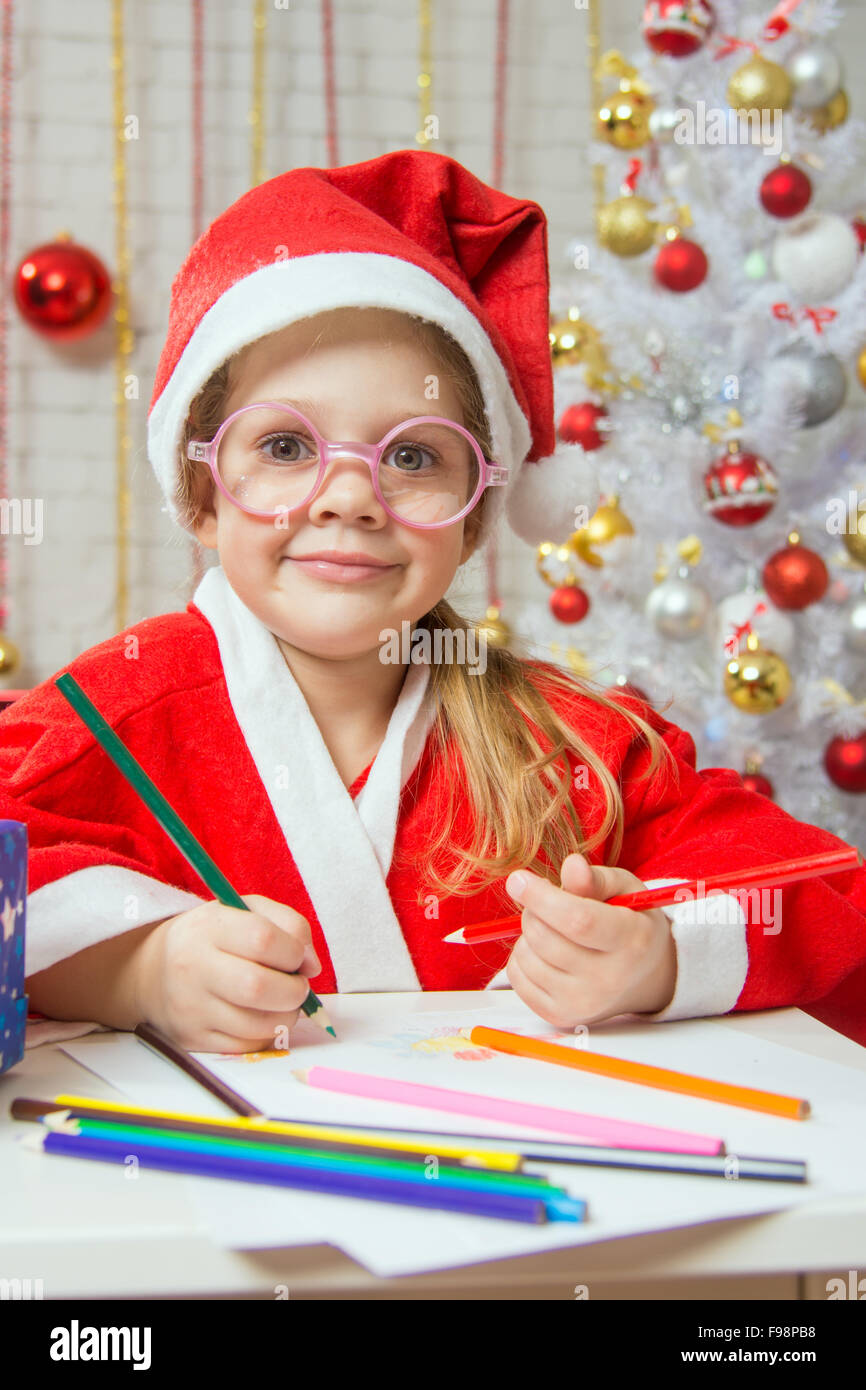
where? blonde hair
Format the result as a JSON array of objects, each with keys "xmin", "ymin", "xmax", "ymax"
[{"xmin": 176, "ymin": 312, "xmax": 678, "ymax": 906}]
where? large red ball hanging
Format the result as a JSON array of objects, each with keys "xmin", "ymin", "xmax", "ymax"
[
  {"xmin": 557, "ymin": 402, "xmax": 609, "ymax": 451},
  {"xmin": 824, "ymin": 732, "xmax": 866, "ymax": 793},
  {"xmin": 14, "ymin": 238, "xmax": 113, "ymax": 340},
  {"xmin": 742, "ymin": 771, "xmax": 774, "ymax": 797},
  {"xmin": 762, "ymin": 540, "xmax": 828, "ymax": 609},
  {"xmin": 703, "ymin": 448, "xmax": 779, "ymax": 526},
  {"xmin": 759, "ymin": 164, "xmax": 812, "ymax": 219},
  {"xmin": 654, "ymin": 237, "xmax": 708, "ymax": 292},
  {"xmin": 550, "ymin": 585, "xmax": 590, "ymax": 623},
  {"xmin": 643, "ymin": 1, "xmax": 715, "ymax": 57}
]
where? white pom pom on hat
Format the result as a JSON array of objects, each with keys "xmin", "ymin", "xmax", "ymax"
[{"xmin": 147, "ymin": 149, "xmax": 599, "ymax": 547}]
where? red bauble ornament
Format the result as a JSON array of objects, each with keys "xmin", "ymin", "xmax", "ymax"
[
  {"xmin": 654, "ymin": 236, "xmax": 708, "ymax": 292},
  {"xmin": 557, "ymin": 402, "xmax": 609, "ymax": 451},
  {"xmin": 550, "ymin": 585, "xmax": 590, "ymax": 623},
  {"xmin": 702, "ymin": 447, "xmax": 779, "ymax": 526},
  {"xmin": 643, "ymin": 0, "xmax": 715, "ymax": 57},
  {"xmin": 762, "ymin": 540, "xmax": 829, "ymax": 609},
  {"xmin": 852, "ymin": 216, "xmax": 866, "ymax": 253},
  {"xmin": 14, "ymin": 238, "xmax": 112, "ymax": 340},
  {"xmin": 824, "ymin": 732, "xmax": 866, "ymax": 793},
  {"xmin": 742, "ymin": 771, "xmax": 774, "ymax": 798},
  {"xmin": 759, "ymin": 164, "xmax": 812, "ymax": 220}
]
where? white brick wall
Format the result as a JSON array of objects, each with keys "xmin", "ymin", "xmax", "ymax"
[{"xmin": 5, "ymin": 0, "xmax": 866, "ymax": 682}]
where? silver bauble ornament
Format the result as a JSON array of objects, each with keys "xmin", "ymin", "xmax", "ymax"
[
  {"xmin": 646, "ymin": 564, "xmax": 711, "ymax": 640},
  {"xmin": 846, "ymin": 585, "xmax": 866, "ymax": 654},
  {"xmin": 787, "ymin": 39, "xmax": 843, "ymax": 109},
  {"xmin": 776, "ymin": 345, "xmax": 847, "ymax": 427},
  {"xmin": 649, "ymin": 104, "xmax": 684, "ymax": 144},
  {"xmin": 771, "ymin": 212, "xmax": 859, "ymax": 302}
]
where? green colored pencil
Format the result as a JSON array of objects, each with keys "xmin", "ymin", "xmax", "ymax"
[{"xmin": 54, "ymin": 671, "xmax": 335, "ymax": 1037}]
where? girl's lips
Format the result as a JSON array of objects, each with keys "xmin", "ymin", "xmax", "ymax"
[{"xmin": 283, "ymin": 557, "xmax": 399, "ymax": 583}]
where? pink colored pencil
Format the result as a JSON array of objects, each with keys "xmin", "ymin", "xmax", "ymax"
[{"xmin": 292, "ymin": 1065, "xmax": 724, "ymax": 1155}]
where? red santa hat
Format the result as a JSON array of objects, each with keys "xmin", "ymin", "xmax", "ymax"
[{"xmin": 147, "ymin": 148, "xmax": 599, "ymax": 546}]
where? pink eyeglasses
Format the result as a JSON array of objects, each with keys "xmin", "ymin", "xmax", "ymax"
[{"xmin": 187, "ymin": 401, "xmax": 509, "ymax": 529}]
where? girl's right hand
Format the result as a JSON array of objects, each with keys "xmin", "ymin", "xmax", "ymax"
[{"xmin": 135, "ymin": 894, "xmax": 322, "ymax": 1054}]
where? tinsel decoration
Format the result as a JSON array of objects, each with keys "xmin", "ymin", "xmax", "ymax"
[
  {"xmin": 415, "ymin": 0, "xmax": 433, "ymax": 146},
  {"xmin": 187, "ymin": 0, "xmax": 207, "ymax": 600},
  {"xmin": 250, "ymin": 0, "xmax": 268, "ymax": 184},
  {"xmin": 0, "ymin": 0, "xmax": 18, "ymax": 678},
  {"xmin": 321, "ymin": 0, "xmax": 339, "ymax": 167},
  {"xmin": 111, "ymin": 0, "xmax": 134, "ymax": 633}
]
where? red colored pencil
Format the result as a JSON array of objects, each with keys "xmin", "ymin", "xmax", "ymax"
[{"xmin": 443, "ymin": 846, "xmax": 862, "ymax": 946}]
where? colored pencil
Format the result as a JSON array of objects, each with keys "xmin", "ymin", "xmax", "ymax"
[
  {"xmin": 445, "ymin": 846, "xmax": 862, "ymax": 945},
  {"xmin": 133, "ymin": 1021, "xmax": 263, "ymax": 1116},
  {"xmin": 20, "ymin": 1128, "xmax": 585, "ymax": 1224},
  {"xmin": 457, "ymin": 1027, "xmax": 810, "ymax": 1120},
  {"xmin": 54, "ymin": 671, "xmax": 335, "ymax": 1037},
  {"xmin": 40, "ymin": 1115, "xmax": 568, "ymax": 1204},
  {"xmin": 293, "ymin": 1065, "xmax": 725, "ymax": 1155},
  {"xmin": 10, "ymin": 1095, "xmax": 523, "ymax": 1171},
  {"xmin": 9, "ymin": 1096, "xmax": 805, "ymax": 1182}
]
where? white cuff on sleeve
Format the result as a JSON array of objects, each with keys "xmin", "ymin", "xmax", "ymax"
[
  {"xmin": 26, "ymin": 866, "xmax": 207, "ymax": 977},
  {"xmin": 637, "ymin": 876, "xmax": 749, "ymax": 1022}
]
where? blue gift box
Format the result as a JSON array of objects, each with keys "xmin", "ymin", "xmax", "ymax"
[{"xmin": 0, "ymin": 820, "xmax": 27, "ymax": 1074}]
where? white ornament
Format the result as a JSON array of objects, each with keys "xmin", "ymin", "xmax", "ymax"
[{"xmin": 771, "ymin": 213, "xmax": 859, "ymax": 302}]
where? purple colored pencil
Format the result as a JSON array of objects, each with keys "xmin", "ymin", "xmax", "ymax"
[{"xmin": 35, "ymin": 1129, "xmax": 551, "ymax": 1224}]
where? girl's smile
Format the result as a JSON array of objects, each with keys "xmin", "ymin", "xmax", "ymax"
[{"xmin": 281, "ymin": 552, "xmax": 402, "ymax": 583}]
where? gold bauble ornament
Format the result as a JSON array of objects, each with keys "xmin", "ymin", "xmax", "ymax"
[
  {"xmin": 842, "ymin": 503, "xmax": 866, "ymax": 567},
  {"xmin": 724, "ymin": 632, "xmax": 792, "ymax": 714},
  {"xmin": 596, "ymin": 86, "xmax": 655, "ymax": 149},
  {"xmin": 727, "ymin": 56, "xmax": 792, "ymax": 114},
  {"xmin": 805, "ymin": 88, "xmax": 849, "ymax": 132},
  {"xmin": 857, "ymin": 345, "xmax": 866, "ymax": 391},
  {"xmin": 0, "ymin": 631, "xmax": 21, "ymax": 678},
  {"xmin": 572, "ymin": 495, "xmax": 635, "ymax": 568},
  {"xmin": 476, "ymin": 605, "xmax": 511, "ymax": 649},
  {"xmin": 597, "ymin": 195, "xmax": 657, "ymax": 257}
]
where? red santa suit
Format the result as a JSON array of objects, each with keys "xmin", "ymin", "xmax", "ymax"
[{"xmin": 5, "ymin": 563, "xmax": 865, "ymax": 1046}]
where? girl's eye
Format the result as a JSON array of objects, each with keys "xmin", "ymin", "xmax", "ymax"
[
  {"xmin": 258, "ymin": 433, "xmax": 314, "ymax": 464},
  {"xmin": 384, "ymin": 442, "xmax": 436, "ymax": 473}
]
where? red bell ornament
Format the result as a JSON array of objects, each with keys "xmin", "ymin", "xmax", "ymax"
[
  {"xmin": 702, "ymin": 446, "xmax": 778, "ymax": 527},
  {"xmin": 557, "ymin": 402, "xmax": 610, "ymax": 452},
  {"xmin": 643, "ymin": 1, "xmax": 715, "ymax": 57},
  {"xmin": 14, "ymin": 236, "xmax": 113, "ymax": 340},
  {"xmin": 762, "ymin": 534, "xmax": 829, "ymax": 609},
  {"xmin": 824, "ymin": 732, "xmax": 866, "ymax": 793},
  {"xmin": 759, "ymin": 163, "xmax": 812, "ymax": 219},
  {"xmin": 654, "ymin": 236, "xmax": 708, "ymax": 292}
]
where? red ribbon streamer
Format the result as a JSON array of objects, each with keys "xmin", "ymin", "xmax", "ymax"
[
  {"xmin": 763, "ymin": 0, "xmax": 806, "ymax": 40},
  {"xmin": 772, "ymin": 303, "xmax": 838, "ymax": 334},
  {"xmin": 622, "ymin": 158, "xmax": 642, "ymax": 194}
]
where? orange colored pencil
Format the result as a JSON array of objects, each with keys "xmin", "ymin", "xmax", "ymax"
[{"xmin": 461, "ymin": 1026, "xmax": 811, "ymax": 1120}]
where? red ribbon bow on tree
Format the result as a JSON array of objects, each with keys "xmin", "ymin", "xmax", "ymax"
[{"xmin": 772, "ymin": 303, "xmax": 838, "ymax": 334}]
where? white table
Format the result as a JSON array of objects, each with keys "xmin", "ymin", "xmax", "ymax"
[{"xmin": 2, "ymin": 998, "xmax": 865, "ymax": 1299}]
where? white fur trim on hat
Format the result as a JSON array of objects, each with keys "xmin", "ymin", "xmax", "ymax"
[
  {"xmin": 149, "ymin": 252, "xmax": 533, "ymax": 542},
  {"xmin": 505, "ymin": 442, "xmax": 601, "ymax": 546}
]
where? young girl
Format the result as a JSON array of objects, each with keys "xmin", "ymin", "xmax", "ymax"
[{"xmin": 6, "ymin": 150, "xmax": 866, "ymax": 1053}]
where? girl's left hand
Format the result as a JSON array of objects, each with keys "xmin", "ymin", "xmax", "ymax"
[{"xmin": 503, "ymin": 853, "xmax": 678, "ymax": 1030}]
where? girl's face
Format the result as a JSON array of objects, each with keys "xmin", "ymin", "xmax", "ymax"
[{"xmin": 193, "ymin": 308, "xmax": 481, "ymax": 662}]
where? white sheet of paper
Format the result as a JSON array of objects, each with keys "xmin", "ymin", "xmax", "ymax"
[{"xmin": 60, "ymin": 992, "xmax": 866, "ymax": 1278}]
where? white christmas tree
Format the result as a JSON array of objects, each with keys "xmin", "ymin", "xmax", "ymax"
[{"xmin": 517, "ymin": 0, "xmax": 866, "ymax": 843}]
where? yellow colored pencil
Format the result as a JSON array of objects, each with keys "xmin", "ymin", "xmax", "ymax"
[{"xmin": 44, "ymin": 1093, "xmax": 522, "ymax": 1169}]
